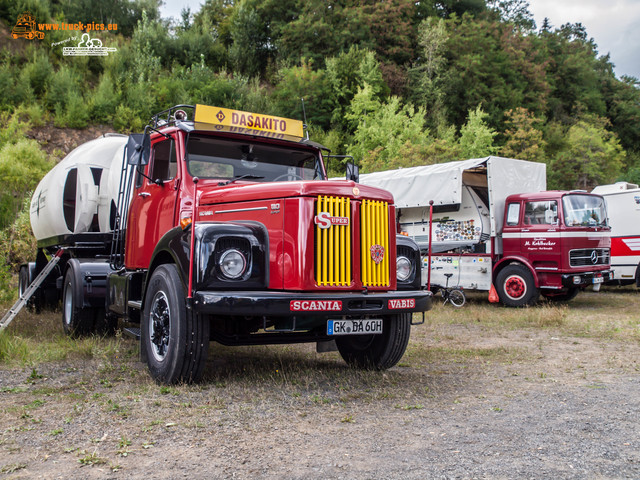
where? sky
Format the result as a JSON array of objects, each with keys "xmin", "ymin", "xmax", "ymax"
[
  {"xmin": 527, "ymin": 0, "xmax": 640, "ymax": 80},
  {"xmin": 160, "ymin": 0, "xmax": 640, "ymax": 80}
]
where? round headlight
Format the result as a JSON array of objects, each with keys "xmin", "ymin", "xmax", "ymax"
[
  {"xmin": 396, "ymin": 256, "xmax": 412, "ymax": 282},
  {"xmin": 219, "ymin": 249, "xmax": 247, "ymax": 279}
]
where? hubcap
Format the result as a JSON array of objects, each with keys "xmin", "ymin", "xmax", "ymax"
[
  {"xmin": 64, "ymin": 282, "xmax": 73, "ymax": 326},
  {"xmin": 149, "ymin": 291, "xmax": 171, "ymax": 362},
  {"xmin": 504, "ymin": 275, "xmax": 527, "ymax": 300}
]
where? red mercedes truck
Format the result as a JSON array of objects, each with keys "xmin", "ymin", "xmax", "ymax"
[{"xmin": 360, "ymin": 157, "xmax": 611, "ymax": 306}]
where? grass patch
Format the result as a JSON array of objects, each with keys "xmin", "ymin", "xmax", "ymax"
[{"xmin": 0, "ymin": 311, "xmax": 138, "ymax": 367}]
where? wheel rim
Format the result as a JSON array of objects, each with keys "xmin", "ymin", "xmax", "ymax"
[
  {"xmin": 149, "ymin": 291, "xmax": 171, "ymax": 362},
  {"xmin": 504, "ymin": 275, "xmax": 527, "ymax": 300},
  {"xmin": 63, "ymin": 282, "xmax": 73, "ymax": 326},
  {"xmin": 19, "ymin": 271, "xmax": 26, "ymax": 297},
  {"xmin": 450, "ymin": 291, "xmax": 465, "ymax": 307}
]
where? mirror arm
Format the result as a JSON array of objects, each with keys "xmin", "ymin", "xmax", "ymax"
[{"xmin": 145, "ymin": 125, "xmax": 171, "ymax": 139}]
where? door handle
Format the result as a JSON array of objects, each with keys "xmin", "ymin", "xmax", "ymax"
[{"xmin": 138, "ymin": 192, "xmax": 151, "ymax": 198}]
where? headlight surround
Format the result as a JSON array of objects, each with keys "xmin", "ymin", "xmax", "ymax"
[
  {"xmin": 396, "ymin": 255, "xmax": 412, "ymax": 282},
  {"xmin": 218, "ymin": 249, "xmax": 247, "ymax": 279}
]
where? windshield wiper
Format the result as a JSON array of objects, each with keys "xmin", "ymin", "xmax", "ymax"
[{"xmin": 218, "ymin": 174, "xmax": 264, "ymax": 186}]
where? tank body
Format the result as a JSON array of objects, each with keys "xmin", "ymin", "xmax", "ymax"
[{"xmin": 30, "ymin": 135, "xmax": 127, "ymax": 243}]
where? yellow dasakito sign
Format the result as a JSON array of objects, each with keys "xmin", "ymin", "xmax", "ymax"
[{"xmin": 194, "ymin": 105, "xmax": 305, "ymax": 140}]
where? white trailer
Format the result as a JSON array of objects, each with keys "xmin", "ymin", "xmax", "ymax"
[
  {"xmin": 592, "ymin": 182, "xmax": 640, "ymax": 285},
  {"xmin": 359, "ymin": 157, "xmax": 547, "ymax": 293}
]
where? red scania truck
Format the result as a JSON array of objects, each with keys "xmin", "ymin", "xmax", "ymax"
[
  {"xmin": 360, "ymin": 158, "xmax": 612, "ymax": 306},
  {"xmin": 21, "ymin": 104, "xmax": 431, "ymax": 384}
]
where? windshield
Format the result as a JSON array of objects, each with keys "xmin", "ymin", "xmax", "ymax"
[
  {"xmin": 562, "ymin": 194, "xmax": 607, "ymax": 227},
  {"xmin": 186, "ymin": 134, "xmax": 324, "ymax": 182}
]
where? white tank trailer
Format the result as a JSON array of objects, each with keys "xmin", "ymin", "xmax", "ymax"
[{"xmin": 30, "ymin": 134, "xmax": 128, "ymax": 245}]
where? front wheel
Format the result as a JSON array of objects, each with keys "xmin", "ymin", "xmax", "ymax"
[
  {"xmin": 141, "ymin": 264, "xmax": 210, "ymax": 384},
  {"xmin": 495, "ymin": 264, "xmax": 539, "ymax": 307},
  {"xmin": 335, "ymin": 313, "xmax": 411, "ymax": 370}
]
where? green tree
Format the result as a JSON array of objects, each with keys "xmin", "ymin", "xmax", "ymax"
[
  {"xmin": 500, "ymin": 107, "xmax": 547, "ymax": 162},
  {"xmin": 548, "ymin": 116, "xmax": 625, "ymax": 190},
  {"xmin": 458, "ymin": 105, "xmax": 497, "ymax": 158},
  {"xmin": 346, "ymin": 84, "xmax": 429, "ymax": 172},
  {"xmin": 325, "ymin": 46, "xmax": 389, "ymax": 132},
  {"xmin": 271, "ymin": 60, "xmax": 334, "ymax": 129},
  {"xmin": 408, "ymin": 17, "xmax": 449, "ymax": 130},
  {"xmin": 486, "ymin": 0, "xmax": 536, "ymax": 30},
  {"xmin": 228, "ymin": 0, "xmax": 271, "ymax": 78}
]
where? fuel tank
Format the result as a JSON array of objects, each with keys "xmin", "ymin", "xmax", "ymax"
[{"xmin": 30, "ymin": 134, "xmax": 128, "ymax": 243}]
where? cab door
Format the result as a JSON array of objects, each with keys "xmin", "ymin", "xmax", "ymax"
[
  {"xmin": 125, "ymin": 135, "xmax": 180, "ymax": 269},
  {"xmin": 521, "ymin": 199, "xmax": 561, "ymax": 270}
]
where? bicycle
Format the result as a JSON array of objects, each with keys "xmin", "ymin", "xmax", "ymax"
[{"xmin": 436, "ymin": 273, "xmax": 466, "ymax": 308}]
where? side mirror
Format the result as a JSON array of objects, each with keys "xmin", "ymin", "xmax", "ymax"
[
  {"xmin": 126, "ymin": 133, "xmax": 150, "ymax": 166},
  {"xmin": 544, "ymin": 209, "xmax": 555, "ymax": 224},
  {"xmin": 346, "ymin": 162, "xmax": 359, "ymax": 183}
]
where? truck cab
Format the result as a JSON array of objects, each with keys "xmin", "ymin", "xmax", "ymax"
[{"xmin": 499, "ymin": 191, "xmax": 611, "ymax": 304}]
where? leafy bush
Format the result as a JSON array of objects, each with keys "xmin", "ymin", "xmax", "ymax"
[
  {"xmin": 0, "ymin": 113, "xmax": 30, "ymax": 149},
  {"xmin": 90, "ymin": 75, "xmax": 120, "ymax": 124},
  {"xmin": 56, "ymin": 90, "xmax": 90, "ymax": 129},
  {"xmin": 20, "ymin": 51, "xmax": 53, "ymax": 97},
  {"xmin": 113, "ymin": 105, "xmax": 145, "ymax": 134},
  {"xmin": 0, "ymin": 139, "xmax": 53, "ymax": 228},
  {"xmin": 45, "ymin": 65, "xmax": 81, "ymax": 112},
  {"xmin": 0, "ymin": 196, "xmax": 36, "ymax": 271}
]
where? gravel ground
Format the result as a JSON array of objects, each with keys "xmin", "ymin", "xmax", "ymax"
[{"xmin": 0, "ymin": 300, "xmax": 638, "ymax": 479}]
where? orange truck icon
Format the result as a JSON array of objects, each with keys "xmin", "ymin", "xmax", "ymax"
[{"xmin": 12, "ymin": 12, "xmax": 44, "ymax": 40}]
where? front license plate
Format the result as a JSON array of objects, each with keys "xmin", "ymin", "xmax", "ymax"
[
  {"xmin": 592, "ymin": 277, "xmax": 604, "ymax": 284},
  {"xmin": 327, "ymin": 319, "xmax": 383, "ymax": 336}
]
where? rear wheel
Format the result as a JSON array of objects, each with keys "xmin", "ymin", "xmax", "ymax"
[
  {"xmin": 495, "ymin": 264, "xmax": 539, "ymax": 307},
  {"xmin": 335, "ymin": 313, "xmax": 411, "ymax": 370},
  {"xmin": 448, "ymin": 289, "xmax": 466, "ymax": 308},
  {"xmin": 141, "ymin": 264, "xmax": 209, "ymax": 384},
  {"xmin": 62, "ymin": 268, "xmax": 95, "ymax": 337}
]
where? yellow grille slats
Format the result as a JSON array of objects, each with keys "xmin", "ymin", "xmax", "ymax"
[
  {"xmin": 316, "ymin": 195, "xmax": 351, "ymax": 286},
  {"xmin": 315, "ymin": 196, "xmax": 388, "ymax": 288},
  {"xmin": 361, "ymin": 199, "xmax": 390, "ymax": 287}
]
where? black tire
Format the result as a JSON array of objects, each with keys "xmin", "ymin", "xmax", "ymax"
[
  {"xmin": 141, "ymin": 264, "xmax": 210, "ymax": 384},
  {"xmin": 448, "ymin": 289, "xmax": 466, "ymax": 308},
  {"xmin": 19, "ymin": 264, "xmax": 43, "ymax": 312},
  {"xmin": 335, "ymin": 313, "xmax": 411, "ymax": 370},
  {"xmin": 495, "ymin": 264, "xmax": 539, "ymax": 307},
  {"xmin": 542, "ymin": 287, "xmax": 579, "ymax": 303},
  {"xmin": 62, "ymin": 268, "xmax": 95, "ymax": 337}
]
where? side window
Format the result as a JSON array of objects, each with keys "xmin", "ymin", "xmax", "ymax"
[
  {"xmin": 506, "ymin": 203, "xmax": 520, "ymax": 226},
  {"xmin": 524, "ymin": 200, "xmax": 558, "ymax": 225},
  {"xmin": 150, "ymin": 139, "xmax": 177, "ymax": 182}
]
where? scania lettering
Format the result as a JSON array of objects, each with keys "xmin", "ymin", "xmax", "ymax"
[
  {"xmin": 360, "ymin": 157, "xmax": 611, "ymax": 307},
  {"xmin": 19, "ymin": 104, "xmax": 431, "ymax": 384},
  {"xmin": 290, "ymin": 300, "xmax": 342, "ymax": 311}
]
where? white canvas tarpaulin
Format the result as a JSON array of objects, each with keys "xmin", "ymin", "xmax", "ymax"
[{"xmin": 359, "ymin": 156, "xmax": 546, "ymax": 235}]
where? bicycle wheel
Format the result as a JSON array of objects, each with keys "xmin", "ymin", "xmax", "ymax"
[{"xmin": 448, "ymin": 289, "xmax": 466, "ymax": 308}]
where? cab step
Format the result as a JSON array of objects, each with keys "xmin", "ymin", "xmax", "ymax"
[{"xmin": 122, "ymin": 327, "xmax": 141, "ymax": 340}]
